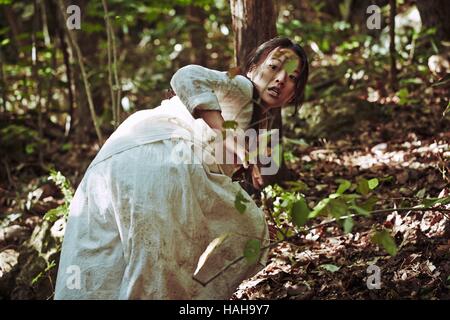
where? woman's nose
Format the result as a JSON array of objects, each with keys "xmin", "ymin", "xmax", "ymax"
[{"xmin": 275, "ymin": 70, "xmax": 287, "ymax": 85}]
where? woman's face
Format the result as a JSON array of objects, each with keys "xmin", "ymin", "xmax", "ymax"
[{"xmin": 247, "ymin": 47, "xmax": 301, "ymax": 110}]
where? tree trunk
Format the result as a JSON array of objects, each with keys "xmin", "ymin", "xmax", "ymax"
[
  {"xmin": 230, "ymin": 0, "xmax": 277, "ymax": 70},
  {"xmin": 416, "ymin": 0, "xmax": 450, "ymax": 43},
  {"xmin": 32, "ymin": 0, "xmax": 44, "ymax": 167},
  {"xmin": 230, "ymin": 0, "xmax": 295, "ymax": 191},
  {"xmin": 187, "ymin": 5, "xmax": 208, "ymax": 66},
  {"xmin": 56, "ymin": 0, "xmax": 103, "ymax": 144},
  {"xmin": 0, "ymin": 50, "xmax": 7, "ymax": 113},
  {"xmin": 3, "ymin": 5, "xmax": 25, "ymax": 61},
  {"xmin": 389, "ymin": 0, "xmax": 397, "ymax": 91}
]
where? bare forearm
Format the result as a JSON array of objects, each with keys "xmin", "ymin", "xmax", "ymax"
[{"xmin": 194, "ymin": 108, "xmax": 224, "ymax": 131}]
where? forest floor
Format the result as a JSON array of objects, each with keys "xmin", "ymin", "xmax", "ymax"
[
  {"xmin": 234, "ymin": 102, "xmax": 450, "ymax": 300},
  {"xmin": 0, "ymin": 99, "xmax": 449, "ymax": 300}
]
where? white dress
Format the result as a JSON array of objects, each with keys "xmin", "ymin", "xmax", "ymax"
[{"xmin": 54, "ymin": 65, "xmax": 269, "ymax": 300}]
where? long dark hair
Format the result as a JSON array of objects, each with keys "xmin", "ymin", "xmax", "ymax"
[
  {"xmin": 166, "ymin": 37, "xmax": 309, "ymax": 119},
  {"xmin": 236, "ymin": 37, "xmax": 309, "ymax": 193},
  {"xmin": 241, "ymin": 36, "xmax": 309, "ymax": 151},
  {"xmin": 243, "ymin": 37, "xmax": 309, "ymax": 113}
]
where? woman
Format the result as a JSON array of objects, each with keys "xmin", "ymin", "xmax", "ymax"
[{"xmin": 54, "ymin": 37, "xmax": 309, "ymax": 299}]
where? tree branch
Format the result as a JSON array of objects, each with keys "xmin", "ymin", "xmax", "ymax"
[
  {"xmin": 193, "ymin": 205, "xmax": 450, "ymax": 286},
  {"xmin": 57, "ymin": 0, "xmax": 103, "ymax": 144}
]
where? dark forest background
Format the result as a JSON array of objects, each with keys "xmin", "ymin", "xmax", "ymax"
[{"xmin": 0, "ymin": 0, "xmax": 449, "ymax": 300}]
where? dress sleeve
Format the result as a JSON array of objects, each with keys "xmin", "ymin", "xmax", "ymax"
[{"xmin": 170, "ymin": 64, "xmax": 248, "ymax": 115}]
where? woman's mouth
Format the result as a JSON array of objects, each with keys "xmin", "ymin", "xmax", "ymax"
[{"xmin": 267, "ymin": 87, "xmax": 280, "ymax": 98}]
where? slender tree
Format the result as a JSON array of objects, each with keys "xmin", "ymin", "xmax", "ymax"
[
  {"xmin": 187, "ymin": 4, "xmax": 208, "ymax": 66},
  {"xmin": 0, "ymin": 49, "xmax": 7, "ymax": 113},
  {"xmin": 56, "ymin": 0, "xmax": 103, "ymax": 144},
  {"xmin": 230, "ymin": 0, "xmax": 294, "ymax": 189},
  {"xmin": 416, "ymin": 0, "xmax": 450, "ymax": 43},
  {"xmin": 230, "ymin": 0, "xmax": 277, "ymax": 70},
  {"xmin": 389, "ymin": 0, "xmax": 397, "ymax": 91},
  {"xmin": 32, "ymin": 0, "xmax": 44, "ymax": 167}
]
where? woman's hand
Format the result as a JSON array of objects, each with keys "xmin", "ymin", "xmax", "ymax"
[
  {"xmin": 195, "ymin": 108, "xmax": 243, "ymax": 168},
  {"xmin": 250, "ymin": 165, "xmax": 264, "ymax": 190}
]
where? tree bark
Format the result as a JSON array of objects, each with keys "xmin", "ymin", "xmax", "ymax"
[
  {"xmin": 3, "ymin": 6, "xmax": 25, "ymax": 61},
  {"xmin": 416, "ymin": 0, "xmax": 450, "ymax": 43},
  {"xmin": 32, "ymin": 0, "xmax": 44, "ymax": 167},
  {"xmin": 0, "ymin": 50, "xmax": 7, "ymax": 113},
  {"xmin": 187, "ymin": 5, "xmax": 208, "ymax": 66},
  {"xmin": 389, "ymin": 0, "xmax": 397, "ymax": 92},
  {"xmin": 56, "ymin": 0, "xmax": 103, "ymax": 144},
  {"xmin": 230, "ymin": 0, "xmax": 277, "ymax": 70},
  {"xmin": 230, "ymin": 0, "xmax": 295, "ymax": 191}
]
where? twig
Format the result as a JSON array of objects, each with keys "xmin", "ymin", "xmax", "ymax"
[
  {"xmin": 389, "ymin": 0, "xmax": 397, "ymax": 91},
  {"xmin": 56, "ymin": 0, "xmax": 103, "ymax": 144},
  {"xmin": 102, "ymin": 0, "xmax": 121, "ymax": 128},
  {"xmin": 110, "ymin": 10, "xmax": 121, "ymax": 125},
  {"xmin": 32, "ymin": 0, "xmax": 44, "ymax": 168},
  {"xmin": 193, "ymin": 205, "xmax": 450, "ymax": 286},
  {"xmin": 55, "ymin": 4, "xmax": 74, "ymax": 137},
  {"xmin": 262, "ymin": 197, "xmax": 288, "ymax": 240},
  {"xmin": 370, "ymin": 207, "xmax": 450, "ymax": 215},
  {"xmin": 2, "ymin": 158, "xmax": 15, "ymax": 188},
  {"xmin": 102, "ymin": 0, "xmax": 116, "ymax": 128}
]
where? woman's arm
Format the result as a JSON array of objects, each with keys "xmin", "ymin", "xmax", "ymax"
[
  {"xmin": 170, "ymin": 64, "xmax": 253, "ymax": 121},
  {"xmin": 170, "ymin": 65, "xmax": 223, "ymax": 116},
  {"xmin": 193, "ymin": 109, "xmax": 224, "ymax": 131},
  {"xmin": 196, "ymin": 108, "xmax": 248, "ymax": 172}
]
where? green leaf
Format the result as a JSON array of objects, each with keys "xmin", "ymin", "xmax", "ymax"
[
  {"xmin": 284, "ymin": 137, "xmax": 309, "ymax": 148},
  {"xmin": 25, "ymin": 143, "xmax": 36, "ymax": 155},
  {"xmin": 44, "ymin": 205, "xmax": 67, "ymax": 223},
  {"xmin": 443, "ymin": 100, "xmax": 450, "ymax": 116},
  {"xmin": 284, "ymin": 180, "xmax": 309, "ymax": 192},
  {"xmin": 234, "ymin": 190, "xmax": 250, "ymax": 214},
  {"xmin": 291, "ymin": 197, "xmax": 310, "ymax": 227},
  {"xmin": 61, "ymin": 143, "xmax": 72, "ymax": 152},
  {"xmin": 328, "ymin": 199, "xmax": 348, "ymax": 219},
  {"xmin": 421, "ymin": 196, "xmax": 450, "ymax": 207},
  {"xmin": 276, "ymin": 230, "xmax": 285, "ymax": 241},
  {"xmin": 309, "ymin": 198, "xmax": 331, "ymax": 218},
  {"xmin": 343, "ymin": 216, "xmax": 354, "ymax": 234},
  {"xmin": 0, "ymin": 38, "xmax": 10, "ymax": 46},
  {"xmin": 336, "ymin": 179, "xmax": 351, "ymax": 194},
  {"xmin": 272, "ymin": 143, "xmax": 283, "ymax": 168},
  {"xmin": 379, "ymin": 175, "xmax": 394, "ymax": 183},
  {"xmin": 360, "ymin": 195, "xmax": 379, "ymax": 212},
  {"xmin": 350, "ymin": 204, "xmax": 371, "ymax": 217},
  {"xmin": 396, "ymin": 88, "xmax": 409, "ymax": 106},
  {"xmin": 415, "ymin": 188, "xmax": 426, "ymax": 199},
  {"xmin": 244, "ymin": 239, "xmax": 261, "ymax": 265},
  {"xmin": 223, "ymin": 120, "xmax": 238, "ymax": 130},
  {"xmin": 368, "ymin": 178, "xmax": 379, "ymax": 190},
  {"xmin": 340, "ymin": 193, "xmax": 362, "ymax": 201},
  {"xmin": 194, "ymin": 233, "xmax": 230, "ymax": 276},
  {"xmin": 371, "ymin": 229, "xmax": 398, "ymax": 256},
  {"xmin": 283, "ymin": 58, "xmax": 299, "ymax": 74},
  {"xmin": 319, "ymin": 264, "xmax": 341, "ymax": 273},
  {"xmin": 356, "ymin": 178, "xmax": 370, "ymax": 195}
]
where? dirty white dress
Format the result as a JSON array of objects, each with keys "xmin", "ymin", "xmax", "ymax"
[{"xmin": 54, "ymin": 65, "xmax": 269, "ymax": 300}]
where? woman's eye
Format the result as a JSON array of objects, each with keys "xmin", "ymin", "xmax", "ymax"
[
  {"xmin": 289, "ymin": 75, "xmax": 297, "ymax": 81},
  {"xmin": 269, "ymin": 64, "xmax": 278, "ymax": 70}
]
